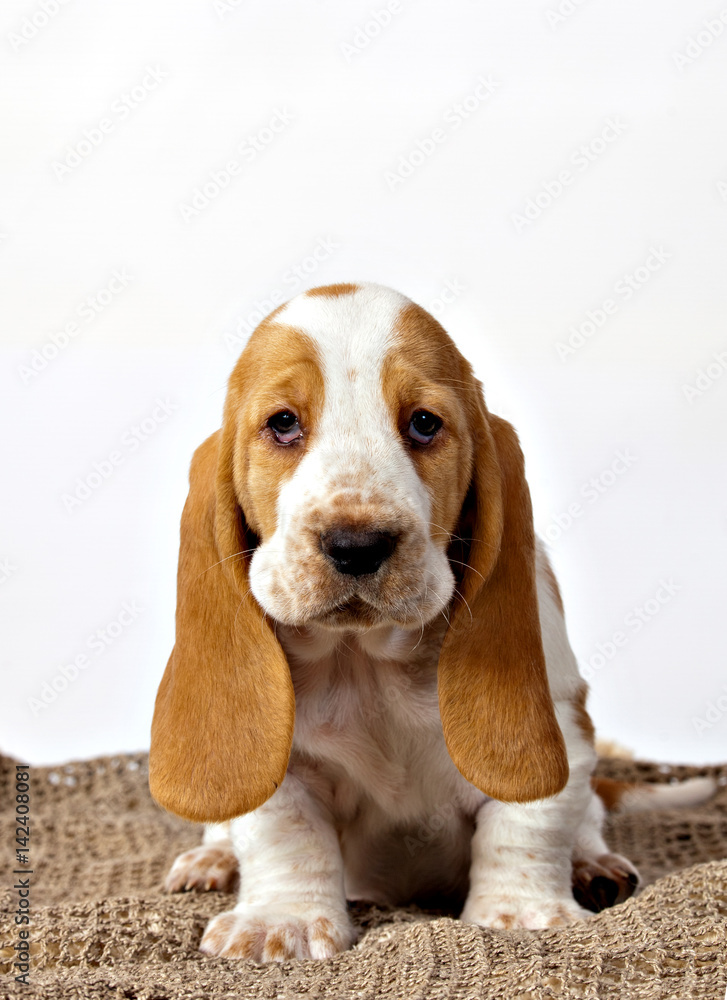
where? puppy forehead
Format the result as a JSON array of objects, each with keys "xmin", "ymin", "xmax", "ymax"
[
  {"xmin": 272, "ymin": 284, "xmax": 464, "ymax": 406},
  {"xmin": 275, "ymin": 284, "xmax": 411, "ymax": 383}
]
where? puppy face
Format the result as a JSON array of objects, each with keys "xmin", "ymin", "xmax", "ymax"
[
  {"xmin": 228, "ymin": 284, "xmax": 476, "ymax": 632},
  {"xmin": 149, "ymin": 282, "xmax": 569, "ymax": 823}
]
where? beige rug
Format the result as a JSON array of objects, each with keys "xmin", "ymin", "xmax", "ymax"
[{"xmin": 1, "ymin": 752, "xmax": 726, "ymax": 999}]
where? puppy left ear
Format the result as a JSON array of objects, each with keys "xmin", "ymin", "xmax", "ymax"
[
  {"xmin": 438, "ymin": 406, "xmax": 569, "ymax": 803},
  {"xmin": 149, "ymin": 429, "xmax": 295, "ymax": 824}
]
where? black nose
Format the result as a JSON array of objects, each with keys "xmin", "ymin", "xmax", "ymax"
[{"xmin": 320, "ymin": 529, "xmax": 399, "ymax": 577}]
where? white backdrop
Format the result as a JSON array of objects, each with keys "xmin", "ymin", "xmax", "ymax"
[{"xmin": 2, "ymin": 0, "xmax": 726, "ymax": 766}]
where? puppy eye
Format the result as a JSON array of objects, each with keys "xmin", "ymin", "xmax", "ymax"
[
  {"xmin": 267, "ymin": 411, "xmax": 302, "ymax": 444},
  {"xmin": 408, "ymin": 410, "xmax": 442, "ymax": 445}
]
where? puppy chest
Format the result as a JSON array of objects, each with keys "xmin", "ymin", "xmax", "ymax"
[{"xmin": 289, "ymin": 655, "xmax": 449, "ymax": 818}]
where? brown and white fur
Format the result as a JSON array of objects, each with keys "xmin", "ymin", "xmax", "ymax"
[{"xmin": 150, "ymin": 283, "xmax": 714, "ymax": 962}]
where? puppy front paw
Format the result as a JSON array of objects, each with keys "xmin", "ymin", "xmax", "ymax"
[
  {"xmin": 572, "ymin": 852, "xmax": 640, "ymax": 912},
  {"xmin": 462, "ymin": 893, "xmax": 591, "ymax": 930},
  {"xmin": 200, "ymin": 905, "xmax": 357, "ymax": 961},
  {"xmin": 164, "ymin": 843, "xmax": 239, "ymax": 894}
]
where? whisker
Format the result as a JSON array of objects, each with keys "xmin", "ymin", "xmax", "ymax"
[
  {"xmin": 450, "ymin": 586, "xmax": 474, "ymax": 625},
  {"xmin": 192, "ymin": 545, "xmax": 291, "ymax": 588},
  {"xmin": 409, "ymin": 604, "xmax": 426, "ymax": 653},
  {"xmin": 425, "ymin": 519, "xmax": 490, "ymax": 548},
  {"xmin": 189, "ymin": 548, "xmax": 256, "ymax": 587},
  {"xmin": 447, "ymin": 558, "xmax": 487, "ymax": 584}
]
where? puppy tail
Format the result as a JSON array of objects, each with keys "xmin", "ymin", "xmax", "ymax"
[{"xmin": 592, "ymin": 775, "xmax": 718, "ymax": 814}]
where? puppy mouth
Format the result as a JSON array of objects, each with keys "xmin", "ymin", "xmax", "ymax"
[
  {"xmin": 312, "ymin": 596, "xmax": 382, "ymax": 628},
  {"xmin": 309, "ymin": 591, "xmax": 437, "ymax": 631}
]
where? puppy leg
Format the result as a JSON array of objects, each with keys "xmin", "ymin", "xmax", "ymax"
[
  {"xmin": 164, "ymin": 822, "xmax": 239, "ymax": 893},
  {"xmin": 571, "ymin": 791, "xmax": 640, "ymax": 912},
  {"xmin": 461, "ymin": 701, "xmax": 595, "ymax": 930},
  {"xmin": 200, "ymin": 776, "xmax": 356, "ymax": 962}
]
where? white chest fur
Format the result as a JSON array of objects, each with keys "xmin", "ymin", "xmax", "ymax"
[{"xmin": 280, "ymin": 624, "xmax": 485, "ymax": 904}]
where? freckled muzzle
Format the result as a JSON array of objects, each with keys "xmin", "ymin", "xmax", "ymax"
[
  {"xmin": 250, "ymin": 495, "xmax": 450, "ymax": 631},
  {"xmin": 298, "ymin": 512, "xmax": 449, "ymax": 629}
]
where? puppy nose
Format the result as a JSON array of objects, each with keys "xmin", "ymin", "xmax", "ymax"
[{"xmin": 320, "ymin": 529, "xmax": 399, "ymax": 577}]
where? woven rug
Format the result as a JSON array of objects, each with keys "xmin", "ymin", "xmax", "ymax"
[{"xmin": 1, "ymin": 753, "xmax": 726, "ymax": 1000}]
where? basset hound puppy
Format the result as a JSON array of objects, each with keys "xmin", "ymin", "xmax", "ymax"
[{"xmin": 149, "ymin": 282, "xmax": 702, "ymax": 962}]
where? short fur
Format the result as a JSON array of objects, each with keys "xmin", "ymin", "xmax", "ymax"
[{"xmin": 151, "ymin": 283, "xmax": 641, "ymax": 962}]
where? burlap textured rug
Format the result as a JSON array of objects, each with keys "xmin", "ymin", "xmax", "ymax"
[{"xmin": 1, "ymin": 752, "xmax": 726, "ymax": 1000}]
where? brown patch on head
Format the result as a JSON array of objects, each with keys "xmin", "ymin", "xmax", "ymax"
[
  {"xmin": 264, "ymin": 301, "xmax": 287, "ymax": 324},
  {"xmin": 306, "ymin": 283, "xmax": 359, "ymax": 299},
  {"xmin": 542, "ymin": 558, "xmax": 565, "ymax": 615},
  {"xmin": 383, "ymin": 302, "xmax": 476, "ymax": 549},
  {"xmin": 226, "ymin": 320, "xmax": 325, "ymax": 541},
  {"xmin": 572, "ymin": 684, "xmax": 595, "ymax": 744}
]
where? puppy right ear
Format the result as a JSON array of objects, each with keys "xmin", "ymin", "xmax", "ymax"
[
  {"xmin": 438, "ymin": 410, "xmax": 568, "ymax": 804},
  {"xmin": 149, "ymin": 430, "xmax": 295, "ymax": 823}
]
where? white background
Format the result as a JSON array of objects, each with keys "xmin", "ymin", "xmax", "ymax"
[{"xmin": 2, "ymin": 0, "xmax": 726, "ymax": 766}]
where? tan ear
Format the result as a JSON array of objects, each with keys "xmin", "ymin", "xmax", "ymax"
[
  {"xmin": 438, "ymin": 408, "xmax": 569, "ymax": 803},
  {"xmin": 149, "ymin": 430, "xmax": 295, "ymax": 823}
]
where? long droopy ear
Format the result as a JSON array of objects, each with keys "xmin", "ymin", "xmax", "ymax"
[
  {"xmin": 438, "ymin": 403, "xmax": 569, "ymax": 803},
  {"xmin": 149, "ymin": 429, "xmax": 295, "ymax": 823}
]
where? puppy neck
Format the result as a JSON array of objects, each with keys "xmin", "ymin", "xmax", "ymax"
[{"xmin": 277, "ymin": 621, "xmax": 434, "ymax": 666}]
